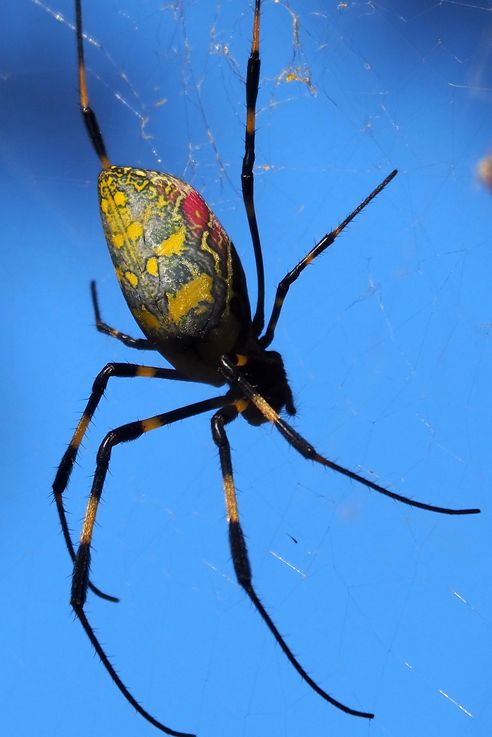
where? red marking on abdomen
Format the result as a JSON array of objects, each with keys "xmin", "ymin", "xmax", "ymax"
[{"xmin": 182, "ymin": 190, "xmax": 209, "ymax": 231}]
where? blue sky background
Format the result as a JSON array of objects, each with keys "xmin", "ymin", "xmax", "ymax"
[{"xmin": 2, "ymin": 2, "xmax": 491, "ymax": 736}]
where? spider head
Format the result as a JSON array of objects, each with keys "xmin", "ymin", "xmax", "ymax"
[{"xmin": 229, "ymin": 349, "xmax": 296, "ymax": 426}]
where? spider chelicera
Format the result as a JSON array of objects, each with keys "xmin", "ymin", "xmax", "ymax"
[{"xmin": 53, "ymin": 2, "xmax": 480, "ymax": 735}]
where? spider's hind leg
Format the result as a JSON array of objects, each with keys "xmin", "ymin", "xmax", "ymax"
[
  {"xmin": 260, "ymin": 169, "xmax": 398, "ymax": 348},
  {"xmin": 90, "ymin": 280, "xmax": 154, "ymax": 350}
]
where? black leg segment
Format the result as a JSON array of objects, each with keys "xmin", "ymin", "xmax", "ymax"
[
  {"xmin": 91, "ymin": 281, "xmax": 155, "ymax": 350},
  {"xmin": 211, "ymin": 408, "xmax": 374, "ymax": 719},
  {"xmin": 218, "ymin": 354, "xmax": 480, "ymax": 516},
  {"xmin": 70, "ymin": 395, "xmax": 229, "ymax": 736}
]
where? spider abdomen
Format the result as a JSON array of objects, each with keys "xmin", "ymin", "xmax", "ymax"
[{"xmin": 98, "ymin": 166, "xmax": 251, "ymax": 384}]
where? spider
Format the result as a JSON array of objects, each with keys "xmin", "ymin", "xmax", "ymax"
[{"xmin": 53, "ymin": 2, "xmax": 480, "ymax": 735}]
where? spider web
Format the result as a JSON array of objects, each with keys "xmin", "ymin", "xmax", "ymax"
[{"xmin": 2, "ymin": 2, "xmax": 491, "ymax": 737}]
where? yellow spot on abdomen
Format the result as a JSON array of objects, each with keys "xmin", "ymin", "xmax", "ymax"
[
  {"xmin": 156, "ymin": 226, "xmax": 186, "ymax": 257},
  {"xmin": 127, "ymin": 221, "xmax": 143, "ymax": 241},
  {"xmin": 113, "ymin": 191, "xmax": 127, "ymax": 207},
  {"xmin": 112, "ymin": 233, "xmax": 124, "ymax": 249},
  {"xmin": 167, "ymin": 274, "xmax": 213, "ymax": 322},
  {"xmin": 146, "ymin": 257, "xmax": 159, "ymax": 276},
  {"xmin": 136, "ymin": 307, "xmax": 161, "ymax": 332},
  {"xmin": 125, "ymin": 271, "xmax": 139, "ymax": 288}
]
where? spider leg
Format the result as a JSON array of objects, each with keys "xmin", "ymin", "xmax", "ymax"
[
  {"xmin": 71, "ymin": 394, "xmax": 229, "ymax": 737},
  {"xmin": 211, "ymin": 406, "xmax": 374, "ymax": 719},
  {"xmin": 91, "ymin": 281, "xmax": 154, "ymax": 350},
  {"xmin": 242, "ymin": 0, "xmax": 265, "ymax": 336},
  {"xmin": 75, "ymin": 607, "xmax": 194, "ymax": 737},
  {"xmin": 219, "ymin": 355, "xmax": 481, "ymax": 516},
  {"xmin": 53, "ymin": 362, "xmax": 193, "ymax": 602},
  {"xmin": 260, "ymin": 169, "xmax": 398, "ymax": 348},
  {"xmin": 75, "ymin": 0, "xmax": 110, "ymax": 167}
]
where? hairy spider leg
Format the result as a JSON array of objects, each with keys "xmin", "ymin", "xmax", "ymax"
[
  {"xmin": 70, "ymin": 395, "xmax": 229, "ymax": 737},
  {"xmin": 260, "ymin": 170, "xmax": 398, "ymax": 347},
  {"xmin": 212, "ymin": 405, "xmax": 375, "ymax": 718},
  {"xmin": 219, "ymin": 355, "xmax": 480, "ymax": 516}
]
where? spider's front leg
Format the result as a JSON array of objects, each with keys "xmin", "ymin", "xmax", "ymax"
[
  {"xmin": 70, "ymin": 395, "xmax": 228, "ymax": 737},
  {"xmin": 219, "ymin": 355, "xmax": 480, "ymax": 516},
  {"xmin": 70, "ymin": 416, "xmax": 150, "ymax": 609},
  {"xmin": 53, "ymin": 361, "xmax": 189, "ymax": 602},
  {"xmin": 210, "ymin": 406, "xmax": 374, "ymax": 719},
  {"xmin": 70, "ymin": 396, "xmax": 229, "ymax": 606}
]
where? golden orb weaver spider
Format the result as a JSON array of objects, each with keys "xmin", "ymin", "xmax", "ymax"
[{"xmin": 53, "ymin": 1, "xmax": 481, "ymax": 735}]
